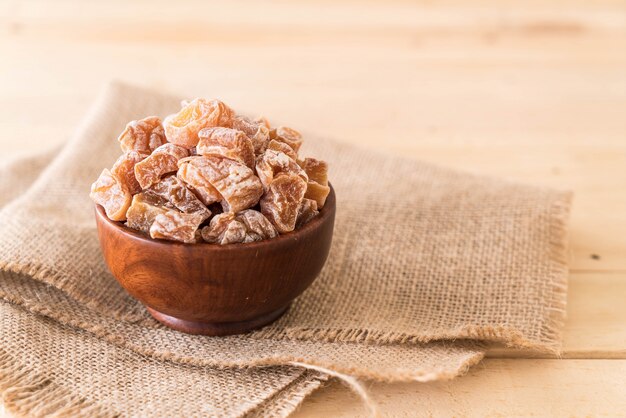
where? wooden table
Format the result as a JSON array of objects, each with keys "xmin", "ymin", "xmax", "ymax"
[{"xmin": 1, "ymin": 0, "xmax": 625, "ymax": 416}]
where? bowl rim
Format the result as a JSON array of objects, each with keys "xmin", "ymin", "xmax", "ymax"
[{"xmin": 95, "ymin": 183, "xmax": 335, "ymax": 251}]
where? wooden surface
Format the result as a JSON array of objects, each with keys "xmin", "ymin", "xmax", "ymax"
[{"xmin": 1, "ymin": 0, "xmax": 625, "ymax": 416}]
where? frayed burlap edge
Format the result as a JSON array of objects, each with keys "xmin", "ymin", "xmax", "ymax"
[
  {"xmin": 0, "ymin": 347, "xmax": 117, "ymax": 418},
  {"xmin": 0, "ymin": 80, "xmax": 573, "ymax": 354},
  {"xmin": 0, "ymin": 186, "xmax": 571, "ymax": 354},
  {"xmin": 256, "ymin": 190, "xmax": 572, "ymax": 355},
  {"xmin": 542, "ymin": 193, "xmax": 572, "ymax": 355},
  {"xmin": 0, "ymin": 333, "xmax": 328, "ymax": 418},
  {"xmin": 0, "ymin": 281, "xmax": 486, "ymax": 383},
  {"xmin": 248, "ymin": 371, "xmax": 328, "ymax": 418}
]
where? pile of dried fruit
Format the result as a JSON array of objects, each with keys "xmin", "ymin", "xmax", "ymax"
[{"xmin": 90, "ymin": 99, "xmax": 330, "ymax": 244}]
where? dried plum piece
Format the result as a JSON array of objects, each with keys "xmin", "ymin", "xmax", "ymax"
[
  {"xmin": 296, "ymin": 198, "xmax": 319, "ymax": 228},
  {"xmin": 176, "ymin": 157, "xmax": 223, "ymax": 206},
  {"xmin": 90, "ymin": 169, "xmax": 132, "ymax": 221},
  {"xmin": 255, "ymin": 116, "xmax": 271, "ymax": 130},
  {"xmin": 260, "ymin": 173, "xmax": 307, "ymax": 233},
  {"xmin": 231, "ymin": 115, "xmax": 270, "ymax": 155},
  {"xmin": 134, "ymin": 143, "xmax": 189, "ymax": 189},
  {"xmin": 298, "ymin": 157, "xmax": 328, "ymax": 185},
  {"xmin": 163, "ymin": 98, "xmax": 234, "ymax": 148},
  {"xmin": 270, "ymin": 126, "xmax": 303, "ymax": 154},
  {"xmin": 118, "ymin": 116, "xmax": 166, "ymax": 154},
  {"xmin": 255, "ymin": 149, "xmax": 308, "ymax": 191},
  {"xmin": 177, "ymin": 156, "xmax": 263, "ymax": 213},
  {"xmin": 196, "ymin": 127, "xmax": 255, "ymax": 169},
  {"xmin": 125, "ymin": 192, "xmax": 170, "ymax": 233},
  {"xmin": 111, "ymin": 151, "xmax": 148, "ymax": 195},
  {"xmin": 149, "ymin": 211, "xmax": 205, "ymax": 243},
  {"xmin": 145, "ymin": 175, "xmax": 211, "ymax": 221},
  {"xmin": 201, "ymin": 210, "xmax": 277, "ymax": 245},
  {"xmin": 267, "ymin": 139, "xmax": 297, "ymax": 161},
  {"xmin": 298, "ymin": 157, "xmax": 330, "ymax": 208}
]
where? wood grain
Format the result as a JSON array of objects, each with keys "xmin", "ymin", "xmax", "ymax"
[
  {"xmin": 487, "ymin": 273, "xmax": 626, "ymax": 359},
  {"xmin": 94, "ymin": 187, "xmax": 335, "ymax": 335},
  {"xmin": 0, "ymin": 0, "xmax": 624, "ymax": 416},
  {"xmin": 296, "ymin": 359, "xmax": 626, "ymax": 417}
]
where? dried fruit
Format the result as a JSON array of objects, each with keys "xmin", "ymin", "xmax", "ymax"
[
  {"xmin": 90, "ymin": 169, "xmax": 132, "ymax": 221},
  {"xmin": 93, "ymin": 98, "xmax": 330, "ymax": 242},
  {"xmin": 163, "ymin": 99, "xmax": 234, "ymax": 147},
  {"xmin": 256, "ymin": 149, "xmax": 308, "ymax": 191},
  {"xmin": 298, "ymin": 157, "xmax": 330, "ymax": 208},
  {"xmin": 177, "ymin": 156, "xmax": 263, "ymax": 213},
  {"xmin": 125, "ymin": 193, "xmax": 170, "ymax": 233},
  {"xmin": 110, "ymin": 151, "xmax": 148, "ymax": 195},
  {"xmin": 196, "ymin": 127, "xmax": 255, "ymax": 169},
  {"xmin": 298, "ymin": 157, "xmax": 328, "ymax": 185},
  {"xmin": 201, "ymin": 210, "xmax": 278, "ymax": 244},
  {"xmin": 134, "ymin": 143, "xmax": 189, "ymax": 189},
  {"xmin": 267, "ymin": 139, "xmax": 297, "ymax": 161},
  {"xmin": 232, "ymin": 115, "xmax": 270, "ymax": 155},
  {"xmin": 118, "ymin": 116, "xmax": 166, "ymax": 154},
  {"xmin": 296, "ymin": 198, "xmax": 319, "ymax": 228},
  {"xmin": 145, "ymin": 175, "xmax": 211, "ymax": 221},
  {"xmin": 237, "ymin": 209, "xmax": 279, "ymax": 241},
  {"xmin": 176, "ymin": 157, "xmax": 223, "ymax": 206},
  {"xmin": 201, "ymin": 212, "xmax": 244, "ymax": 244},
  {"xmin": 270, "ymin": 126, "xmax": 303, "ymax": 154},
  {"xmin": 255, "ymin": 116, "xmax": 271, "ymax": 130},
  {"xmin": 304, "ymin": 181, "xmax": 331, "ymax": 209},
  {"xmin": 149, "ymin": 211, "xmax": 205, "ymax": 243},
  {"xmin": 260, "ymin": 174, "xmax": 307, "ymax": 233}
]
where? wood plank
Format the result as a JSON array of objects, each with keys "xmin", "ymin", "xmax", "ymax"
[
  {"xmin": 3, "ymin": 0, "xmax": 625, "ymax": 26},
  {"xmin": 0, "ymin": 0, "xmax": 624, "ymax": 357},
  {"xmin": 489, "ymin": 273, "xmax": 626, "ymax": 358},
  {"xmin": 0, "ymin": 360, "xmax": 624, "ymax": 416},
  {"xmin": 2, "ymin": 99, "xmax": 625, "ymax": 270},
  {"xmin": 294, "ymin": 359, "xmax": 626, "ymax": 417},
  {"xmin": 0, "ymin": 2, "xmax": 624, "ymax": 273},
  {"xmin": 1, "ymin": 1, "xmax": 625, "ymax": 417}
]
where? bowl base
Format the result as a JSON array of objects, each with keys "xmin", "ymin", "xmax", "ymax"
[{"xmin": 146, "ymin": 305, "xmax": 289, "ymax": 336}]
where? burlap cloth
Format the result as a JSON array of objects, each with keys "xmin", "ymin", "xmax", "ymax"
[{"xmin": 0, "ymin": 82, "xmax": 571, "ymax": 417}]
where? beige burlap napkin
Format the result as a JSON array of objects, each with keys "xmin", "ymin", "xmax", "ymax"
[
  {"xmin": 0, "ymin": 150, "xmax": 332, "ymax": 417},
  {"xmin": 0, "ymin": 82, "xmax": 571, "ymax": 416}
]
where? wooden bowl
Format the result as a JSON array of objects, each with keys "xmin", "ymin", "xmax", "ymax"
[{"xmin": 94, "ymin": 186, "xmax": 335, "ymax": 336}]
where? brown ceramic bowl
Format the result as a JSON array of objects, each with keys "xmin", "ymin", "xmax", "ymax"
[{"xmin": 94, "ymin": 186, "xmax": 335, "ymax": 336}]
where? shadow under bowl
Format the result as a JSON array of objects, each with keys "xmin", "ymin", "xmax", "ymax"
[{"xmin": 94, "ymin": 185, "xmax": 336, "ymax": 336}]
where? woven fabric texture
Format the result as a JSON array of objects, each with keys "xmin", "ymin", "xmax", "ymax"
[{"xmin": 0, "ymin": 82, "xmax": 571, "ymax": 417}]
